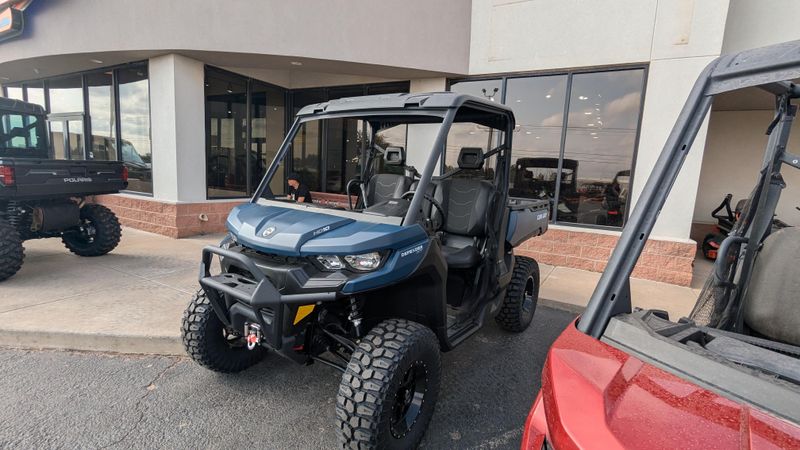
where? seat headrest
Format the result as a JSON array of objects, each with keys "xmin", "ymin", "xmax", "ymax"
[
  {"xmin": 384, "ymin": 146, "xmax": 405, "ymax": 166},
  {"xmin": 457, "ymin": 147, "xmax": 484, "ymax": 170}
]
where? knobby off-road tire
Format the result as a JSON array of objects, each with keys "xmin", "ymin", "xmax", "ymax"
[
  {"xmin": 495, "ymin": 256, "xmax": 540, "ymax": 332},
  {"xmin": 62, "ymin": 204, "xmax": 121, "ymax": 257},
  {"xmin": 0, "ymin": 219, "xmax": 24, "ymax": 282},
  {"xmin": 181, "ymin": 291, "xmax": 266, "ymax": 373},
  {"xmin": 336, "ymin": 319, "xmax": 441, "ymax": 450}
]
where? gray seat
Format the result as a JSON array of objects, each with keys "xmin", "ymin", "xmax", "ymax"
[
  {"xmin": 742, "ymin": 227, "xmax": 800, "ymax": 346},
  {"xmin": 365, "ymin": 174, "xmax": 411, "ymax": 206},
  {"xmin": 364, "ymin": 146, "xmax": 412, "ymax": 206},
  {"xmin": 434, "ymin": 145, "xmax": 496, "ymax": 270}
]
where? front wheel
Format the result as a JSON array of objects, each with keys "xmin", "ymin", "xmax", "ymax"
[
  {"xmin": 336, "ymin": 319, "xmax": 441, "ymax": 450},
  {"xmin": 62, "ymin": 204, "xmax": 121, "ymax": 257},
  {"xmin": 0, "ymin": 219, "xmax": 24, "ymax": 282},
  {"xmin": 495, "ymin": 256, "xmax": 540, "ymax": 332},
  {"xmin": 181, "ymin": 291, "xmax": 267, "ymax": 373}
]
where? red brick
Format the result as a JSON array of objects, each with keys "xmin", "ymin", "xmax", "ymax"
[
  {"xmin": 551, "ymin": 242, "xmax": 582, "ymax": 256},
  {"xmin": 581, "ymin": 246, "xmax": 612, "ymax": 261},
  {"xmin": 595, "ymin": 234, "xmax": 619, "ymax": 249},
  {"xmin": 567, "ymin": 231, "xmax": 598, "ymax": 246},
  {"xmin": 566, "ymin": 256, "xmax": 595, "ymax": 271}
]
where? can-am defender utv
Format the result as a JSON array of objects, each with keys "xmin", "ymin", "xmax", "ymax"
[
  {"xmin": 521, "ymin": 40, "xmax": 800, "ymax": 449},
  {"xmin": 181, "ymin": 92, "xmax": 549, "ymax": 448}
]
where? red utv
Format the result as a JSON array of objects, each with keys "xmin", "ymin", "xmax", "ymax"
[{"xmin": 522, "ymin": 40, "xmax": 800, "ymax": 449}]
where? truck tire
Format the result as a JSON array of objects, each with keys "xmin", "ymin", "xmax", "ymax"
[
  {"xmin": 181, "ymin": 291, "xmax": 266, "ymax": 373},
  {"xmin": 0, "ymin": 219, "xmax": 24, "ymax": 282},
  {"xmin": 495, "ymin": 256, "xmax": 540, "ymax": 332},
  {"xmin": 62, "ymin": 204, "xmax": 121, "ymax": 257},
  {"xmin": 336, "ymin": 319, "xmax": 441, "ymax": 450}
]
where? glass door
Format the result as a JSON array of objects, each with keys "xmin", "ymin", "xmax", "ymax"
[{"xmin": 48, "ymin": 112, "xmax": 86, "ymax": 160}]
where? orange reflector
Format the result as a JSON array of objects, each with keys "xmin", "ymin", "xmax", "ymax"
[{"xmin": 293, "ymin": 304, "xmax": 315, "ymax": 325}]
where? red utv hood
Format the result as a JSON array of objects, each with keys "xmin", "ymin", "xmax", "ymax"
[{"xmin": 536, "ymin": 321, "xmax": 800, "ymax": 449}]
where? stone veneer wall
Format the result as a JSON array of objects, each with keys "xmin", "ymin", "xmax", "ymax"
[
  {"xmin": 517, "ymin": 227, "xmax": 697, "ymax": 286},
  {"xmin": 94, "ymin": 194, "xmax": 697, "ymax": 286}
]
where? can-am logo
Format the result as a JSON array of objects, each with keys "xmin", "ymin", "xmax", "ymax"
[
  {"xmin": 63, "ymin": 177, "xmax": 93, "ymax": 183},
  {"xmin": 0, "ymin": 0, "xmax": 34, "ymax": 44}
]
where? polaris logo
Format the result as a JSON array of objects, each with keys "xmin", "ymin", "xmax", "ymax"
[
  {"xmin": 400, "ymin": 244, "xmax": 424, "ymax": 258},
  {"xmin": 63, "ymin": 177, "xmax": 93, "ymax": 183},
  {"xmin": 312, "ymin": 225, "xmax": 330, "ymax": 236}
]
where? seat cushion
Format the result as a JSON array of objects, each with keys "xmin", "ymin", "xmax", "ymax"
[
  {"xmin": 437, "ymin": 178, "xmax": 493, "ymax": 237},
  {"xmin": 441, "ymin": 245, "xmax": 481, "ymax": 269},
  {"xmin": 366, "ymin": 173, "xmax": 411, "ymax": 205}
]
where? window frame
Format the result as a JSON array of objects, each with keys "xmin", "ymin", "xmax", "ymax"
[
  {"xmin": 448, "ymin": 63, "xmax": 648, "ymax": 230},
  {"xmin": 2, "ymin": 61, "xmax": 154, "ymax": 196}
]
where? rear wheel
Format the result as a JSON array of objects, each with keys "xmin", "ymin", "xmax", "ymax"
[
  {"xmin": 181, "ymin": 291, "xmax": 266, "ymax": 373},
  {"xmin": 336, "ymin": 319, "xmax": 441, "ymax": 450},
  {"xmin": 0, "ymin": 219, "xmax": 24, "ymax": 282},
  {"xmin": 495, "ymin": 256, "xmax": 540, "ymax": 332},
  {"xmin": 62, "ymin": 204, "xmax": 121, "ymax": 257}
]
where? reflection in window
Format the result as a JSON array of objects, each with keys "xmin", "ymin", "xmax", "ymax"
[
  {"xmin": 205, "ymin": 68, "xmax": 248, "ymax": 198},
  {"xmin": 118, "ymin": 65, "xmax": 152, "ymax": 194},
  {"xmin": 506, "ymin": 75, "xmax": 568, "ymax": 217},
  {"xmin": 49, "ymin": 76, "xmax": 84, "ymax": 113},
  {"xmin": 4, "ymin": 85, "xmax": 23, "ymax": 101},
  {"xmin": 449, "ymin": 68, "xmax": 645, "ymax": 228},
  {"xmin": 251, "ymin": 81, "xmax": 286, "ymax": 195},
  {"xmin": 561, "ymin": 70, "xmax": 644, "ymax": 226},
  {"xmin": 26, "ymin": 82, "xmax": 45, "ymax": 108},
  {"xmin": 291, "ymin": 122, "xmax": 322, "ymax": 192},
  {"xmin": 87, "ymin": 71, "xmax": 116, "ymax": 161}
]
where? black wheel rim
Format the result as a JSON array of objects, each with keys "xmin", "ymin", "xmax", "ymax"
[
  {"xmin": 74, "ymin": 220, "xmax": 97, "ymax": 244},
  {"xmin": 521, "ymin": 276, "xmax": 536, "ymax": 323},
  {"xmin": 390, "ymin": 361, "xmax": 428, "ymax": 438}
]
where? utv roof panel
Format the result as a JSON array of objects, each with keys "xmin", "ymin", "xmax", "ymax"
[
  {"xmin": 296, "ymin": 92, "xmax": 514, "ymax": 117},
  {"xmin": 0, "ymin": 97, "xmax": 45, "ymax": 115}
]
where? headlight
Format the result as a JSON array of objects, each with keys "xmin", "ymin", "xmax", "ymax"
[
  {"xmin": 344, "ymin": 252, "xmax": 383, "ymax": 271},
  {"xmin": 316, "ymin": 255, "xmax": 344, "ymax": 270}
]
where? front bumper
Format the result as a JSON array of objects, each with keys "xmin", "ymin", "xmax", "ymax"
[{"xmin": 199, "ymin": 245, "xmax": 340, "ymax": 361}]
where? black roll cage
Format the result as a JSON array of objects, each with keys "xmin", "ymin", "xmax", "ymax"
[
  {"xmin": 579, "ymin": 40, "xmax": 800, "ymax": 337},
  {"xmin": 250, "ymin": 93, "xmax": 516, "ymax": 228}
]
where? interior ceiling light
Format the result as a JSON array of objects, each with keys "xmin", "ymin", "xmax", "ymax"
[
  {"xmin": 578, "ymin": 95, "xmax": 588, "ymax": 100},
  {"xmin": 545, "ymin": 94, "xmax": 552, "ymax": 99},
  {"xmin": 290, "ymin": 61, "xmax": 303, "ymax": 66}
]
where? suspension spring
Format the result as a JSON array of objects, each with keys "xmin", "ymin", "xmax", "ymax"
[
  {"xmin": 5, "ymin": 201, "xmax": 20, "ymax": 228},
  {"xmin": 347, "ymin": 297, "xmax": 364, "ymax": 338}
]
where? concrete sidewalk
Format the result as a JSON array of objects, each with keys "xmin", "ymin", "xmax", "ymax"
[{"xmin": 0, "ymin": 228, "xmax": 703, "ymax": 356}]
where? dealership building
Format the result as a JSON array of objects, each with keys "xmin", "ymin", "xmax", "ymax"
[{"xmin": 2, "ymin": 0, "xmax": 799, "ymax": 286}]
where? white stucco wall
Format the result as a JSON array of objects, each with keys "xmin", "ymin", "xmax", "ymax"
[
  {"xmin": 149, "ymin": 54, "xmax": 206, "ymax": 203},
  {"xmin": 722, "ymin": 0, "xmax": 800, "ymax": 55},
  {"xmin": 694, "ymin": 110, "xmax": 800, "ymax": 226}
]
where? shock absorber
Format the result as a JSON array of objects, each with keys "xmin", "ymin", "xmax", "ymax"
[
  {"xmin": 347, "ymin": 297, "xmax": 364, "ymax": 338},
  {"xmin": 5, "ymin": 201, "xmax": 20, "ymax": 228}
]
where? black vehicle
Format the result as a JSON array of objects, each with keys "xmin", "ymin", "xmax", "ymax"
[
  {"xmin": 0, "ymin": 98, "xmax": 127, "ymax": 281},
  {"xmin": 509, "ymin": 157, "xmax": 579, "ymax": 220},
  {"xmin": 181, "ymin": 92, "xmax": 549, "ymax": 448},
  {"xmin": 596, "ymin": 169, "xmax": 630, "ymax": 227}
]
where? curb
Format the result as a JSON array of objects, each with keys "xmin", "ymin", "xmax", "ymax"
[
  {"xmin": 0, "ymin": 329, "xmax": 184, "ymax": 356},
  {"xmin": 0, "ymin": 302, "xmax": 582, "ymax": 357}
]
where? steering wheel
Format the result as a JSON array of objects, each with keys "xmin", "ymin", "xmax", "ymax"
[{"xmin": 401, "ymin": 191, "xmax": 446, "ymax": 232}]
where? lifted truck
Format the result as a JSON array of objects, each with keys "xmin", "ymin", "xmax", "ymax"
[
  {"xmin": 181, "ymin": 92, "xmax": 549, "ymax": 448},
  {"xmin": 0, "ymin": 97, "xmax": 127, "ymax": 281}
]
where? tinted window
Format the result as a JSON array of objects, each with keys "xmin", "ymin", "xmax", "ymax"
[{"xmin": 118, "ymin": 65, "xmax": 152, "ymax": 194}]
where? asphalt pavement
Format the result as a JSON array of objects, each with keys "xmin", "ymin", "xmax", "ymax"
[{"xmin": 0, "ymin": 307, "xmax": 575, "ymax": 450}]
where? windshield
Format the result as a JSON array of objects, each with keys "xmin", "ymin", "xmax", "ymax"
[
  {"xmin": 0, "ymin": 111, "xmax": 48, "ymax": 158},
  {"xmin": 255, "ymin": 114, "xmax": 446, "ymax": 221}
]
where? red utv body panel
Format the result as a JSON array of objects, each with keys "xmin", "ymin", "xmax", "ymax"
[{"xmin": 521, "ymin": 320, "xmax": 800, "ymax": 450}]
